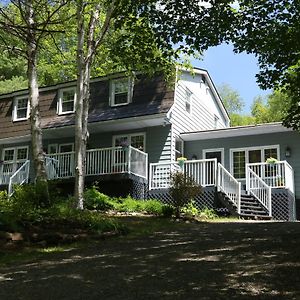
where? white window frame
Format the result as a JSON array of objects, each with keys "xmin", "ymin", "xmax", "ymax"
[
  {"xmin": 175, "ymin": 136, "xmax": 184, "ymax": 160},
  {"xmin": 57, "ymin": 87, "xmax": 76, "ymax": 115},
  {"xmin": 110, "ymin": 77, "xmax": 133, "ymax": 107},
  {"xmin": 203, "ymin": 148, "xmax": 224, "ymax": 165},
  {"xmin": 1, "ymin": 146, "xmax": 29, "ymax": 174},
  {"xmin": 185, "ymin": 87, "xmax": 192, "ymax": 114},
  {"xmin": 12, "ymin": 96, "xmax": 29, "ymax": 121},
  {"xmin": 112, "ymin": 132, "xmax": 146, "ymax": 151},
  {"xmin": 230, "ymin": 145, "xmax": 280, "ymax": 179},
  {"xmin": 59, "ymin": 143, "xmax": 74, "ymax": 153}
]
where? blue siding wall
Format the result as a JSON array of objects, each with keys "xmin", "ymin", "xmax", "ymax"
[{"xmin": 185, "ymin": 131, "xmax": 300, "ymax": 197}]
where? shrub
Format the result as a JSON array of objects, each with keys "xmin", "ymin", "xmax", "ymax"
[
  {"xmin": 161, "ymin": 204, "xmax": 175, "ymax": 218},
  {"xmin": 116, "ymin": 195, "xmax": 143, "ymax": 212},
  {"xmin": 181, "ymin": 200, "xmax": 199, "ymax": 218},
  {"xmin": 143, "ymin": 200, "xmax": 164, "ymax": 215},
  {"xmin": 84, "ymin": 186, "xmax": 114, "ymax": 211},
  {"xmin": 198, "ymin": 207, "xmax": 218, "ymax": 220},
  {"xmin": 169, "ymin": 171, "xmax": 202, "ymax": 218}
]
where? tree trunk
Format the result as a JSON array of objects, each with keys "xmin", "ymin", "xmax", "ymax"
[
  {"xmin": 27, "ymin": 0, "xmax": 49, "ymax": 206},
  {"xmin": 74, "ymin": 1, "xmax": 92, "ymax": 209}
]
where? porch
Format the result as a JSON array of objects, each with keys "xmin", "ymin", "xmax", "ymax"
[
  {"xmin": 0, "ymin": 146, "xmax": 148, "ymax": 196},
  {"xmin": 149, "ymin": 159, "xmax": 296, "ymax": 220}
]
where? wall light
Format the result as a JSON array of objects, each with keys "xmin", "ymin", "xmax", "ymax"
[{"xmin": 285, "ymin": 146, "xmax": 291, "ymax": 157}]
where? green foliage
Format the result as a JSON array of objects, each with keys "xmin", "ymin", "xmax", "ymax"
[
  {"xmin": 230, "ymin": 113, "xmax": 255, "ymax": 126},
  {"xmin": 161, "ymin": 204, "xmax": 175, "ymax": 218},
  {"xmin": 198, "ymin": 207, "xmax": 218, "ymax": 220},
  {"xmin": 0, "ymin": 76, "xmax": 27, "ymax": 94},
  {"xmin": 181, "ymin": 200, "xmax": 199, "ymax": 218},
  {"xmin": 169, "ymin": 171, "xmax": 202, "ymax": 218},
  {"xmin": 84, "ymin": 186, "xmax": 113, "ymax": 211}
]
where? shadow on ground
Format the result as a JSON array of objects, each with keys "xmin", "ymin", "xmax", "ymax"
[{"xmin": 0, "ymin": 219, "xmax": 300, "ymax": 299}]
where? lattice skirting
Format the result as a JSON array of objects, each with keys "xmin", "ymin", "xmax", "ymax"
[
  {"xmin": 271, "ymin": 189, "xmax": 296, "ymax": 221},
  {"xmin": 148, "ymin": 186, "xmax": 228, "ymax": 213}
]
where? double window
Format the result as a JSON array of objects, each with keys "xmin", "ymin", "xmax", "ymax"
[
  {"xmin": 113, "ymin": 133, "xmax": 145, "ymax": 151},
  {"xmin": 231, "ymin": 145, "xmax": 279, "ymax": 179},
  {"xmin": 110, "ymin": 78, "xmax": 133, "ymax": 107},
  {"xmin": 185, "ymin": 88, "xmax": 192, "ymax": 114},
  {"xmin": 13, "ymin": 97, "xmax": 29, "ymax": 121},
  {"xmin": 58, "ymin": 87, "xmax": 76, "ymax": 115}
]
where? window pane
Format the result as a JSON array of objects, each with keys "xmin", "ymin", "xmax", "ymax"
[
  {"xmin": 233, "ymin": 151, "xmax": 246, "ymax": 178},
  {"xmin": 264, "ymin": 148, "xmax": 278, "ymax": 160},
  {"xmin": 4, "ymin": 149, "xmax": 14, "ymax": 162},
  {"xmin": 48, "ymin": 145, "xmax": 58, "ymax": 154},
  {"xmin": 61, "ymin": 89, "xmax": 75, "ymax": 112},
  {"xmin": 114, "ymin": 93, "xmax": 128, "ymax": 105},
  {"xmin": 131, "ymin": 135, "xmax": 144, "ymax": 151},
  {"xmin": 114, "ymin": 136, "xmax": 128, "ymax": 147},
  {"xmin": 16, "ymin": 98, "xmax": 28, "ymax": 119},
  {"xmin": 249, "ymin": 150, "xmax": 261, "ymax": 163},
  {"xmin": 17, "ymin": 108, "xmax": 28, "ymax": 119},
  {"xmin": 115, "ymin": 80, "xmax": 128, "ymax": 94},
  {"xmin": 17, "ymin": 148, "xmax": 28, "ymax": 160},
  {"xmin": 205, "ymin": 151, "xmax": 222, "ymax": 164},
  {"xmin": 17, "ymin": 98, "xmax": 27, "ymax": 109},
  {"xmin": 59, "ymin": 144, "xmax": 73, "ymax": 153}
]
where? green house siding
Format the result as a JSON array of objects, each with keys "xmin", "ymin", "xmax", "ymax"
[{"xmin": 184, "ymin": 131, "xmax": 300, "ymax": 197}]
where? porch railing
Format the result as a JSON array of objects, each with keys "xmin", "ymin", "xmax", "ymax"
[
  {"xmin": 8, "ymin": 160, "xmax": 30, "ymax": 196},
  {"xmin": 246, "ymin": 167, "xmax": 272, "ymax": 216},
  {"xmin": 247, "ymin": 161, "xmax": 294, "ymax": 194},
  {"xmin": 217, "ymin": 163, "xmax": 241, "ymax": 214},
  {"xmin": 149, "ymin": 159, "xmax": 217, "ymax": 190},
  {"xmin": 46, "ymin": 146, "xmax": 148, "ymax": 180}
]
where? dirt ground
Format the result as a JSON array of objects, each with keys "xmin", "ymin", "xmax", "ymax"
[{"xmin": 0, "ymin": 219, "xmax": 300, "ymax": 300}]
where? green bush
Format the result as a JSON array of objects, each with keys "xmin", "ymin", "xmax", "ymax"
[
  {"xmin": 198, "ymin": 207, "xmax": 218, "ymax": 220},
  {"xmin": 84, "ymin": 186, "xmax": 114, "ymax": 211},
  {"xmin": 161, "ymin": 204, "xmax": 175, "ymax": 218},
  {"xmin": 143, "ymin": 200, "xmax": 164, "ymax": 215},
  {"xmin": 181, "ymin": 200, "xmax": 199, "ymax": 218},
  {"xmin": 169, "ymin": 171, "xmax": 202, "ymax": 218}
]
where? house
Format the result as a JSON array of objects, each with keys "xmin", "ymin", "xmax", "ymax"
[{"xmin": 0, "ymin": 67, "xmax": 298, "ymax": 220}]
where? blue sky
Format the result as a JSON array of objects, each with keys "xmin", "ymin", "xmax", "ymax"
[{"xmin": 191, "ymin": 44, "xmax": 272, "ymax": 114}]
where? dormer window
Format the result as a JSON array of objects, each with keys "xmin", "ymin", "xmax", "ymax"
[
  {"xmin": 110, "ymin": 78, "xmax": 133, "ymax": 107},
  {"xmin": 58, "ymin": 87, "xmax": 76, "ymax": 115},
  {"xmin": 13, "ymin": 96, "xmax": 29, "ymax": 121}
]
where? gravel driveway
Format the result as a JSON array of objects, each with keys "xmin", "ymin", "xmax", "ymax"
[{"xmin": 0, "ymin": 219, "xmax": 300, "ymax": 300}]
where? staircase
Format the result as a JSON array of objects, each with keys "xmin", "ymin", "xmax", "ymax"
[{"xmin": 239, "ymin": 193, "xmax": 270, "ymax": 219}]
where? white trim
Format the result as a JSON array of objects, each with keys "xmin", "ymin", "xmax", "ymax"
[
  {"xmin": 112, "ymin": 132, "xmax": 146, "ymax": 151},
  {"xmin": 57, "ymin": 87, "xmax": 76, "ymax": 115},
  {"xmin": 12, "ymin": 96, "xmax": 29, "ymax": 122},
  {"xmin": 203, "ymin": 148, "xmax": 224, "ymax": 165},
  {"xmin": 230, "ymin": 145, "xmax": 280, "ymax": 179},
  {"xmin": 110, "ymin": 77, "xmax": 133, "ymax": 107}
]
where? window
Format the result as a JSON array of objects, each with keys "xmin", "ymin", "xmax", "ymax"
[
  {"xmin": 231, "ymin": 145, "xmax": 279, "ymax": 179},
  {"xmin": 59, "ymin": 143, "xmax": 74, "ymax": 153},
  {"xmin": 110, "ymin": 78, "xmax": 133, "ymax": 106},
  {"xmin": 113, "ymin": 133, "xmax": 145, "ymax": 151},
  {"xmin": 203, "ymin": 148, "xmax": 224, "ymax": 165},
  {"xmin": 48, "ymin": 144, "xmax": 58, "ymax": 154},
  {"xmin": 1, "ymin": 146, "xmax": 28, "ymax": 175},
  {"xmin": 175, "ymin": 137, "xmax": 184, "ymax": 160},
  {"xmin": 185, "ymin": 88, "xmax": 192, "ymax": 113},
  {"xmin": 58, "ymin": 87, "xmax": 76, "ymax": 114},
  {"xmin": 13, "ymin": 97, "xmax": 29, "ymax": 121}
]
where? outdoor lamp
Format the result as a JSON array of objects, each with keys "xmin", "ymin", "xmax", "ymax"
[{"xmin": 285, "ymin": 146, "xmax": 291, "ymax": 157}]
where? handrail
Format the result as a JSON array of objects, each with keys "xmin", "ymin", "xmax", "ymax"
[
  {"xmin": 247, "ymin": 160, "xmax": 294, "ymax": 194},
  {"xmin": 8, "ymin": 160, "xmax": 30, "ymax": 196},
  {"xmin": 246, "ymin": 167, "xmax": 272, "ymax": 216},
  {"xmin": 217, "ymin": 163, "xmax": 241, "ymax": 213}
]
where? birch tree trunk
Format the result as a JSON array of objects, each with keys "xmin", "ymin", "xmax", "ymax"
[
  {"xmin": 27, "ymin": 0, "xmax": 49, "ymax": 205},
  {"xmin": 74, "ymin": 0, "xmax": 92, "ymax": 209}
]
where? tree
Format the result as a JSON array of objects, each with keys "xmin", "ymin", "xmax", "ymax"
[
  {"xmin": 72, "ymin": 0, "xmax": 236, "ymax": 208},
  {"xmin": 231, "ymin": 0, "xmax": 299, "ymax": 128},
  {"xmin": 0, "ymin": 0, "xmax": 67, "ymax": 204}
]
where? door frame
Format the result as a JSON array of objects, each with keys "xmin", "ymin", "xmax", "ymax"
[{"xmin": 202, "ymin": 148, "xmax": 224, "ymax": 165}]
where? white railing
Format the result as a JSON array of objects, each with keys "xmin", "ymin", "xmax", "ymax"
[
  {"xmin": 149, "ymin": 161, "xmax": 181, "ymax": 189},
  {"xmin": 149, "ymin": 159, "xmax": 217, "ymax": 190},
  {"xmin": 8, "ymin": 160, "xmax": 30, "ymax": 196},
  {"xmin": 246, "ymin": 167, "xmax": 272, "ymax": 216},
  {"xmin": 183, "ymin": 159, "xmax": 217, "ymax": 187},
  {"xmin": 217, "ymin": 163, "xmax": 241, "ymax": 213},
  {"xmin": 46, "ymin": 146, "xmax": 148, "ymax": 180},
  {"xmin": 247, "ymin": 161, "xmax": 294, "ymax": 194}
]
